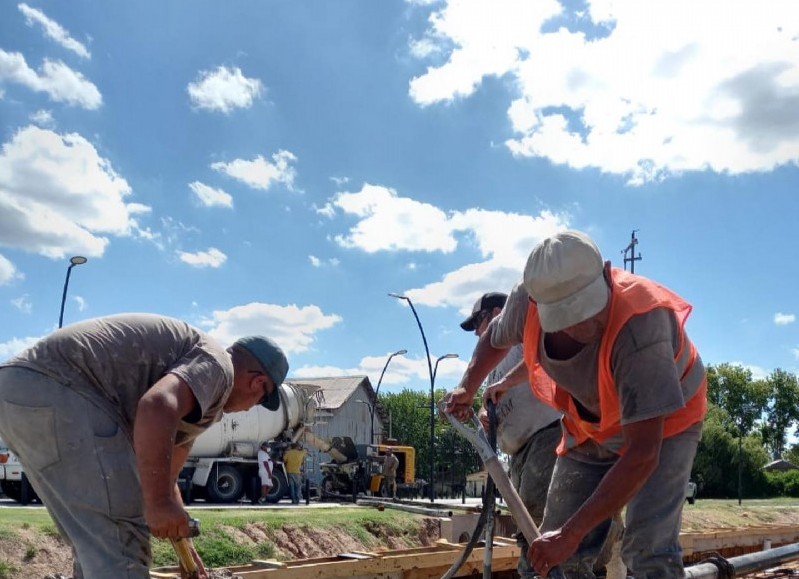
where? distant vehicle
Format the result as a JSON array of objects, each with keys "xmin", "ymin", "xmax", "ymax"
[{"xmin": 686, "ymin": 480, "xmax": 698, "ymax": 504}]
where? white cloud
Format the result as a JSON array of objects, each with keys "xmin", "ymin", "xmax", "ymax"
[
  {"xmin": 189, "ymin": 181, "xmax": 233, "ymax": 208},
  {"xmin": 793, "ymin": 347, "xmax": 799, "ymax": 360},
  {"xmin": 325, "ymin": 183, "xmax": 570, "ymax": 310},
  {"xmin": 0, "ymin": 50, "xmax": 101, "ymax": 109},
  {"xmin": 330, "ymin": 183, "xmax": 457, "ymax": 253},
  {"xmin": 73, "ymin": 295, "xmax": 86, "ymax": 312},
  {"xmin": 308, "ymin": 255, "xmax": 339, "ymax": 268},
  {"xmin": 0, "ymin": 125, "xmax": 140, "ymax": 259},
  {"xmin": 0, "ymin": 254, "xmax": 22, "ymax": 285},
  {"xmin": 293, "ymin": 352, "xmax": 467, "ymax": 389},
  {"xmin": 18, "ymin": 3, "xmax": 91, "ymax": 59},
  {"xmin": 29, "ymin": 109, "xmax": 54, "ymax": 127},
  {"xmin": 409, "ymin": 0, "xmax": 799, "ymax": 184},
  {"xmin": 205, "ymin": 302, "xmax": 342, "ymax": 355},
  {"xmin": 730, "ymin": 360, "xmax": 770, "ymax": 382},
  {"xmin": 774, "ymin": 312, "xmax": 795, "ymax": 325},
  {"xmin": 177, "ymin": 247, "xmax": 227, "ymax": 268},
  {"xmin": 187, "ymin": 66, "xmax": 263, "ymax": 114},
  {"xmin": 10, "ymin": 294, "xmax": 32, "ymax": 314},
  {"xmin": 0, "ymin": 335, "xmax": 41, "ymax": 361},
  {"xmin": 211, "ymin": 150, "xmax": 297, "ymax": 191}
]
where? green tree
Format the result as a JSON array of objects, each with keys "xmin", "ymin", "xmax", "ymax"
[
  {"xmin": 706, "ymin": 364, "xmax": 769, "ymax": 503},
  {"xmin": 760, "ymin": 369, "xmax": 799, "ymax": 460},
  {"xmin": 379, "ymin": 388, "xmax": 481, "ymax": 496}
]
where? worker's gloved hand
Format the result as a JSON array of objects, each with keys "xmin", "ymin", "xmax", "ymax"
[
  {"xmin": 441, "ymin": 387, "xmax": 475, "ymax": 422},
  {"xmin": 144, "ymin": 496, "xmax": 191, "ymax": 539}
]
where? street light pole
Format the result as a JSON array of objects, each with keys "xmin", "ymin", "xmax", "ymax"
[
  {"xmin": 388, "ymin": 293, "xmax": 438, "ymax": 502},
  {"xmin": 372, "ymin": 349, "xmax": 407, "ymax": 445},
  {"xmin": 433, "ymin": 352, "xmax": 458, "ymax": 498},
  {"xmin": 58, "ymin": 256, "xmax": 88, "ymax": 328}
]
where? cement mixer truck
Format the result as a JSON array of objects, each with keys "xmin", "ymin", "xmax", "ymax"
[{"xmin": 181, "ymin": 382, "xmax": 322, "ymax": 504}]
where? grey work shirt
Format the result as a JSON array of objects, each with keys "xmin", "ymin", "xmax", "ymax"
[
  {"xmin": 489, "ymin": 344, "xmax": 561, "ymax": 455},
  {"xmin": 2, "ymin": 313, "xmax": 232, "ymax": 446},
  {"xmin": 491, "ymin": 282, "xmax": 704, "ymax": 459}
]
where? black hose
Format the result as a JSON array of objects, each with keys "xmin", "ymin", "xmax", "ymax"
[{"xmin": 440, "ymin": 402, "xmax": 498, "ymax": 579}]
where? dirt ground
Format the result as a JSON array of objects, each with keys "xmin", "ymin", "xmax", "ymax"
[
  {"xmin": 4, "ymin": 505, "xmax": 799, "ymax": 578},
  {"xmin": 0, "ymin": 516, "xmax": 441, "ymax": 579}
]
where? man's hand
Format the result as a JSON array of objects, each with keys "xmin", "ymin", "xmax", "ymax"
[
  {"xmin": 441, "ymin": 387, "xmax": 475, "ymax": 421},
  {"xmin": 482, "ymin": 381, "xmax": 511, "ymax": 407},
  {"xmin": 145, "ymin": 496, "xmax": 191, "ymax": 539},
  {"xmin": 528, "ymin": 528, "xmax": 581, "ymax": 576}
]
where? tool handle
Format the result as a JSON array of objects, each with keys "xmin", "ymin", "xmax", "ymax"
[
  {"xmin": 170, "ymin": 537, "xmax": 199, "ymax": 577},
  {"xmin": 170, "ymin": 517, "xmax": 201, "ymax": 577},
  {"xmin": 483, "ymin": 455, "xmax": 566, "ymax": 579}
]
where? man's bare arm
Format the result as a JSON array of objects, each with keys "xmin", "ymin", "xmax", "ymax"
[{"xmin": 134, "ymin": 373, "xmax": 197, "ymax": 539}]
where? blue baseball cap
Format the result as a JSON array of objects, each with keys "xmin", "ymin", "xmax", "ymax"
[{"xmin": 234, "ymin": 336, "xmax": 289, "ymax": 411}]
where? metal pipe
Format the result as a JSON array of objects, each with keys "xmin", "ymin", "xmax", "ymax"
[
  {"xmin": 685, "ymin": 542, "xmax": 799, "ymax": 579},
  {"xmin": 357, "ymin": 498, "xmax": 453, "ymax": 518}
]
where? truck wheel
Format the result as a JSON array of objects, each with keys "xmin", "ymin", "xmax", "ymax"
[
  {"xmin": 321, "ymin": 476, "xmax": 336, "ymax": 500},
  {"xmin": 206, "ymin": 464, "xmax": 244, "ymax": 503},
  {"xmin": 2, "ymin": 480, "xmax": 40, "ymax": 504},
  {"xmin": 266, "ymin": 472, "xmax": 288, "ymax": 503}
]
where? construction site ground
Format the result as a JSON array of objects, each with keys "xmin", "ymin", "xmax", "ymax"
[{"xmin": 4, "ymin": 498, "xmax": 799, "ymax": 578}]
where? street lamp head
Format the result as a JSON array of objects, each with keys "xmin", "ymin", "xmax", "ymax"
[
  {"xmin": 388, "ymin": 292, "xmax": 408, "ymax": 301},
  {"xmin": 395, "ymin": 349, "xmax": 408, "ymax": 356},
  {"xmin": 69, "ymin": 256, "xmax": 87, "ymax": 266}
]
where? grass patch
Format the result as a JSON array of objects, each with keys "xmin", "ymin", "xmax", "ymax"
[{"xmin": 0, "ymin": 561, "xmax": 18, "ymax": 579}]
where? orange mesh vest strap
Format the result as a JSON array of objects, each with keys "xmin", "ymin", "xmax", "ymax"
[{"xmin": 523, "ymin": 268, "xmax": 707, "ymax": 455}]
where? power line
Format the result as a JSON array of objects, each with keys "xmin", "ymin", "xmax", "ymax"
[{"xmin": 621, "ymin": 230, "xmax": 642, "ymax": 273}]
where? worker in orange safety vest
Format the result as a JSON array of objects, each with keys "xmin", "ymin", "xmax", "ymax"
[{"xmin": 445, "ymin": 230, "xmax": 706, "ymax": 579}]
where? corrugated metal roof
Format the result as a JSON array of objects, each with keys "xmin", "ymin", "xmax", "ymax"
[{"xmin": 286, "ymin": 375, "xmax": 373, "ymax": 411}]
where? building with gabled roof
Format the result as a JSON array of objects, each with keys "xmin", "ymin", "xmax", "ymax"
[{"xmin": 284, "ymin": 375, "xmax": 386, "ymax": 485}]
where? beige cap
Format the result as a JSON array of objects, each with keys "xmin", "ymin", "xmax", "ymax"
[{"xmin": 523, "ymin": 230, "xmax": 609, "ymax": 332}]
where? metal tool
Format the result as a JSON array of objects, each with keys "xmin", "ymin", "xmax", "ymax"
[
  {"xmin": 170, "ymin": 517, "xmax": 201, "ymax": 578},
  {"xmin": 440, "ymin": 401, "xmax": 565, "ymax": 579}
]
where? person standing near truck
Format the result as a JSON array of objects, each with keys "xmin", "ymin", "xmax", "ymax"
[
  {"xmin": 0, "ymin": 313, "xmax": 289, "ymax": 579},
  {"xmin": 257, "ymin": 442, "xmax": 274, "ymax": 505},
  {"xmin": 283, "ymin": 442, "xmax": 307, "ymax": 504},
  {"xmin": 381, "ymin": 447, "xmax": 400, "ymax": 499}
]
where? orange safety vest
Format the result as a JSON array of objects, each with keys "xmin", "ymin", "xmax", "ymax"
[{"xmin": 522, "ymin": 268, "xmax": 707, "ymax": 455}]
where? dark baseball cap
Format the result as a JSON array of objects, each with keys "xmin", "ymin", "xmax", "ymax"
[
  {"xmin": 233, "ymin": 336, "xmax": 288, "ymax": 411},
  {"xmin": 460, "ymin": 292, "xmax": 508, "ymax": 331}
]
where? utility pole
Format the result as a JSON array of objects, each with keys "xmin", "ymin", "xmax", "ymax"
[{"xmin": 622, "ymin": 230, "xmax": 642, "ymax": 273}]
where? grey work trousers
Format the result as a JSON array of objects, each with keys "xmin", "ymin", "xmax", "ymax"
[
  {"xmin": 540, "ymin": 426, "xmax": 700, "ymax": 579},
  {"xmin": 0, "ymin": 367, "xmax": 151, "ymax": 578},
  {"xmin": 510, "ymin": 421, "xmax": 561, "ymax": 579}
]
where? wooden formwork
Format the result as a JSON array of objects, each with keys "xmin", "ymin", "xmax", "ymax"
[
  {"xmin": 150, "ymin": 538, "xmax": 520, "ymax": 579},
  {"xmin": 681, "ymin": 525, "xmax": 799, "ymax": 563}
]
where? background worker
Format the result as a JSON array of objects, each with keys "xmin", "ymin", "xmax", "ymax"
[
  {"xmin": 381, "ymin": 447, "xmax": 400, "ymax": 499},
  {"xmin": 0, "ymin": 313, "xmax": 289, "ymax": 579},
  {"xmin": 445, "ymin": 231, "xmax": 706, "ymax": 578},
  {"xmin": 456, "ymin": 291, "xmax": 562, "ymax": 579},
  {"xmin": 257, "ymin": 442, "xmax": 274, "ymax": 505},
  {"xmin": 283, "ymin": 442, "xmax": 307, "ymax": 504}
]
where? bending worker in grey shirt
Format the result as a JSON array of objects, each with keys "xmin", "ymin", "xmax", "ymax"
[
  {"xmin": 456, "ymin": 291, "xmax": 561, "ymax": 579},
  {"xmin": 0, "ymin": 313, "xmax": 289, "ymax": 579},
  {"xmin": 446, "ymin": 231, "xmax": 706, "ymax": 579}
]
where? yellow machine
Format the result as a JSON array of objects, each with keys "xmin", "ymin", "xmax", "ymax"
[{"xmin": 367, "ymin": 444, "xmax": 416, "ymax": 496}]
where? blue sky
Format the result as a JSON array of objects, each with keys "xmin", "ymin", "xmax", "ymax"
[{"xmin": 1, "ymin": 0, "xmax": 798, "ymax": 395}]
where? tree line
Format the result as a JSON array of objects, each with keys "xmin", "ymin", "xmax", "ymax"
[{"xmin": 378, "ymin": 363, "xmax": 799, "ymax": 500}]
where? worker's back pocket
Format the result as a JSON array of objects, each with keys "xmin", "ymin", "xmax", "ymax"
[{"xmin": 1, "ymin": 402, "xmax": 60, "ymax": 472}]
